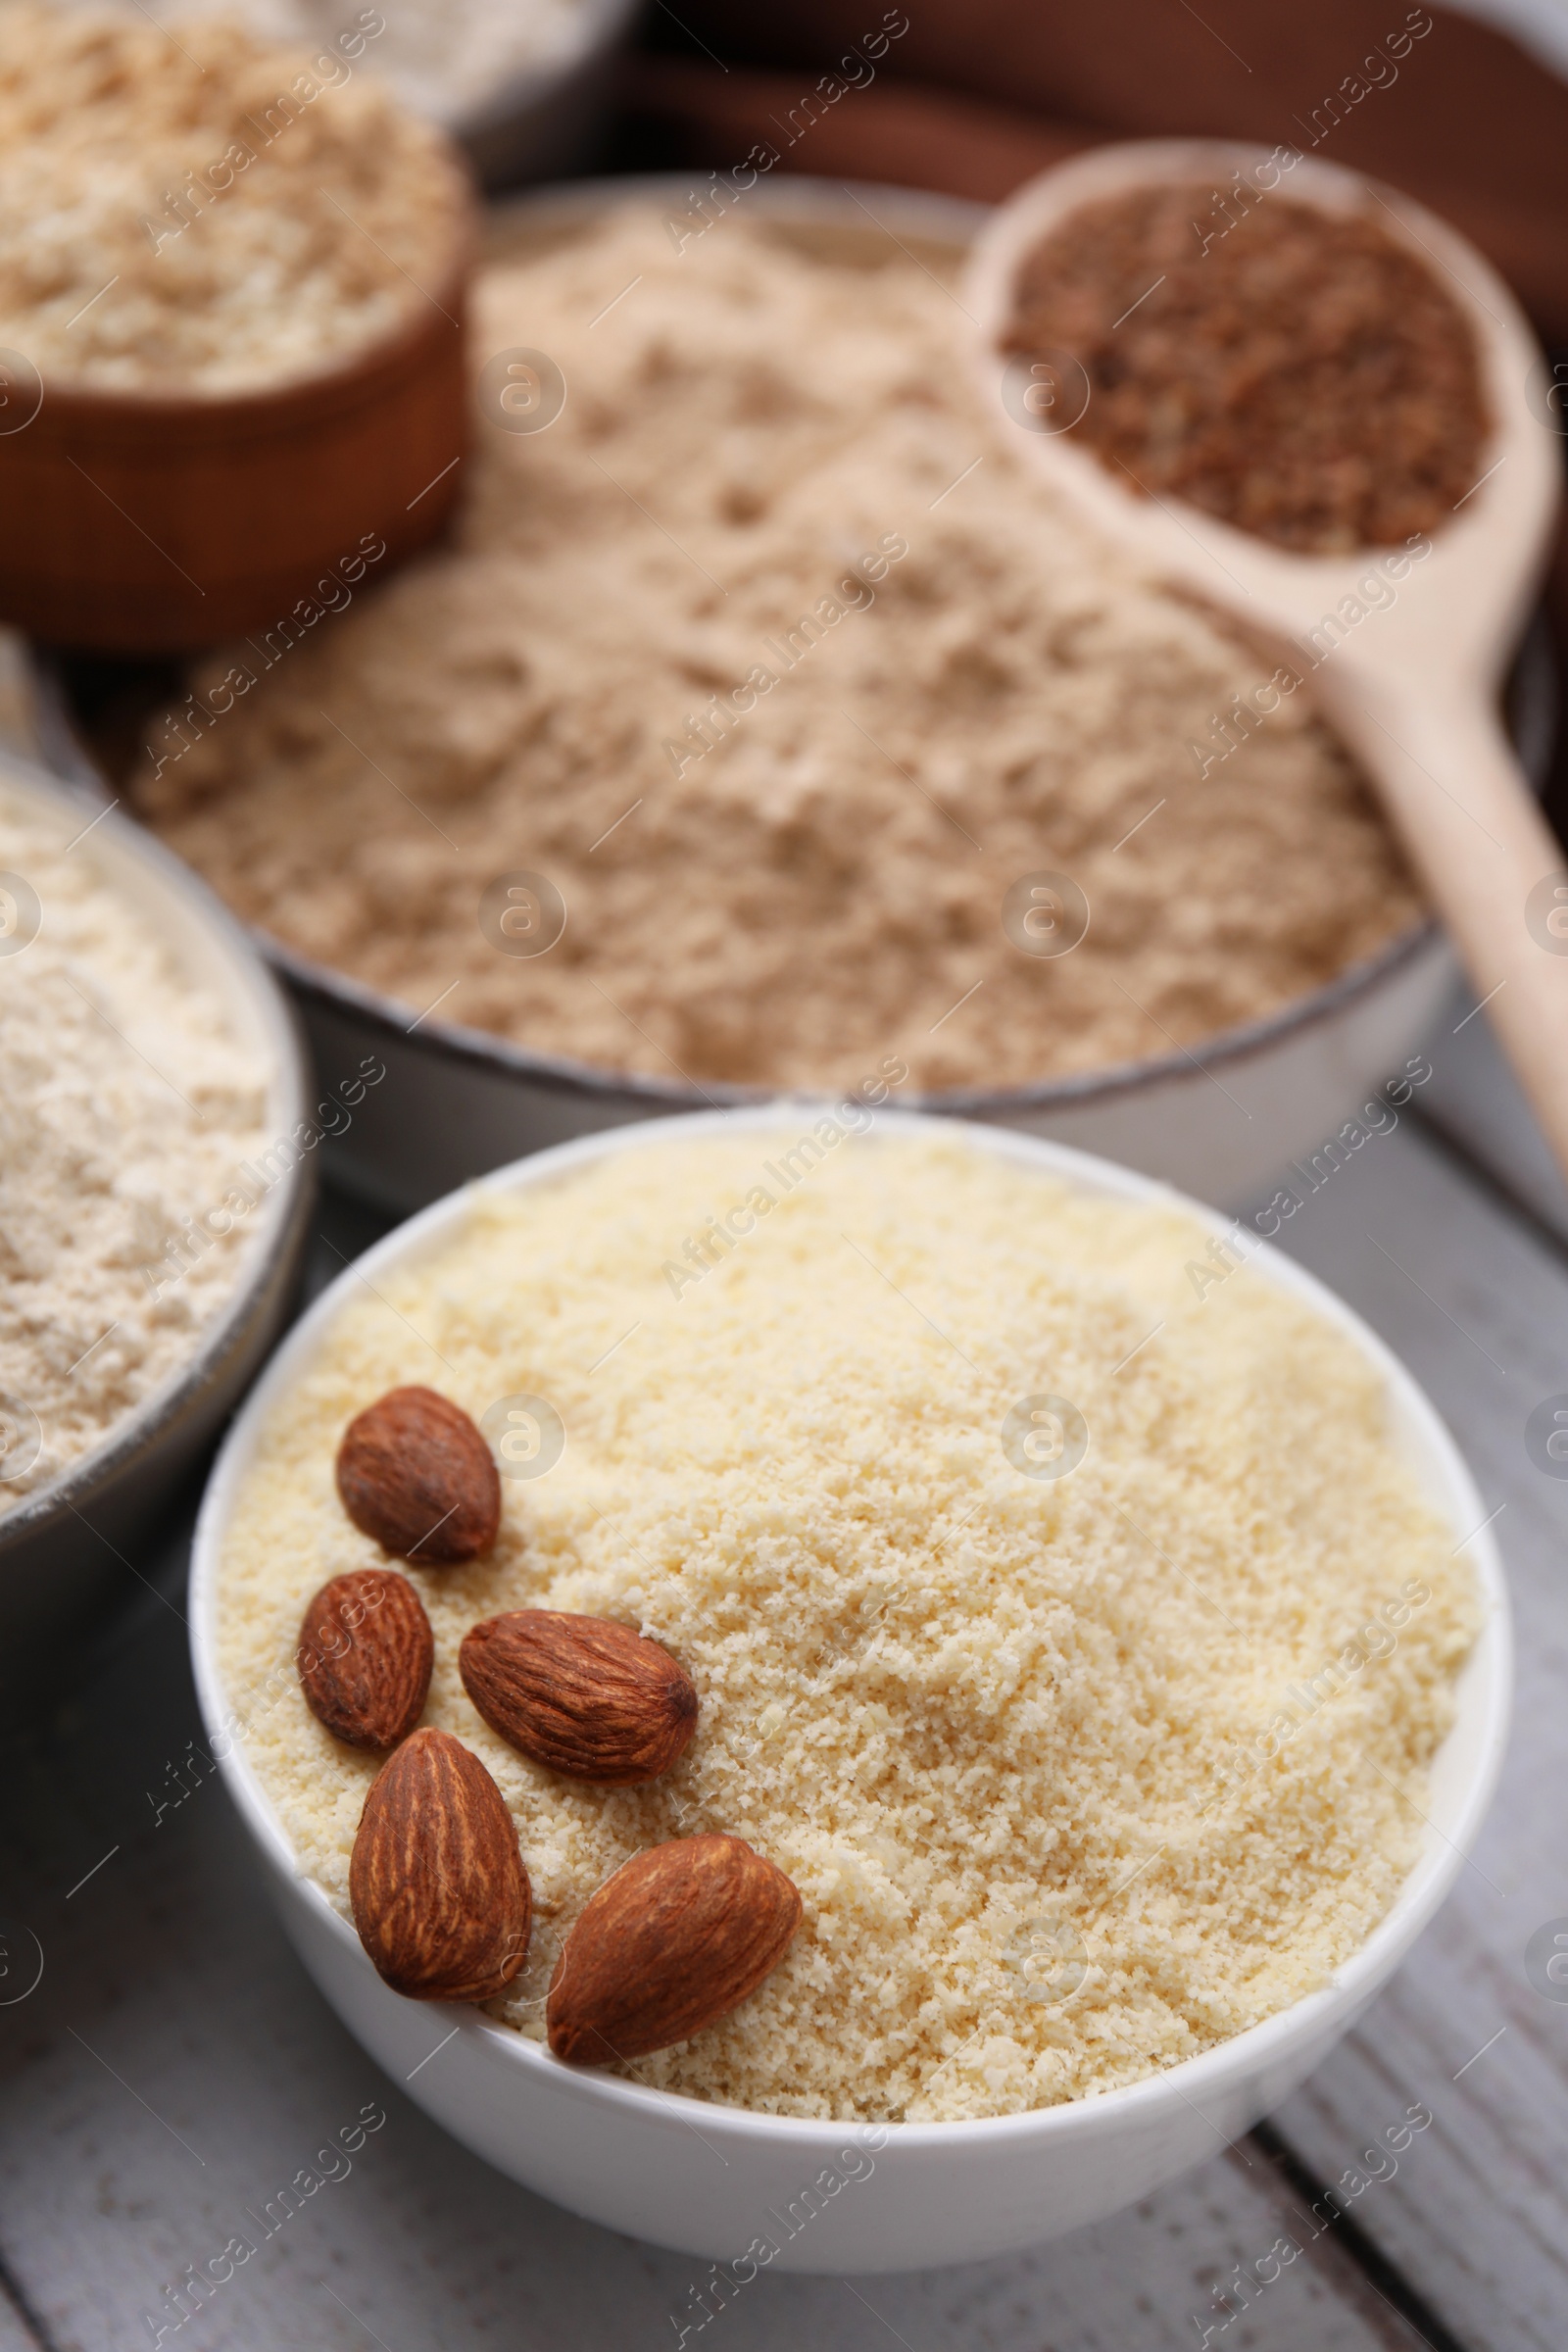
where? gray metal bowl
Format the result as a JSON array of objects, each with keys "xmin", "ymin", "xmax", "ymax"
[
  {"xmin": 436, "ymin": 0, "xmax": 642, "ymax": 188},
  {"xmin": 27, "ymin": 177, "xmax": 1557, "ymax": 1217},
  {"xmin": 0, "ymin": 761, "xmax": 315, "ymax": 1706}
]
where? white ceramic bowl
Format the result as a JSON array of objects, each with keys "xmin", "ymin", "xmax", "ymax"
[
  {"xmin": 188, "ymin": 1108, "xmax": 1509, "ymax": 2273},
  {"xmin": 0, "ymin": 759, "xmax": 314, "ymax": 1704}
]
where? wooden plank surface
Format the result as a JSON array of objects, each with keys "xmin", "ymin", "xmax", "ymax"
[
  {"xmin": 1, "ymin": 1033, "xmax": 1564, "ymax": 2350},
  {"xmin": 1254, "ymin": 1091, "xmax": 1568, "ymax": 2352},
  {"xmin": 1419, "ymin": 975, "xmax": 1568, "ymax": 1245}
]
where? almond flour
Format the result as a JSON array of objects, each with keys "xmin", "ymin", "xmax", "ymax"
[
  {"xmin": 213, "ymin": 1127, "xmax": 1478, "ymax": 2122},
  {"xmin": 132, "ymin": 203, "xmax": 1422, "ymax": 1094}
]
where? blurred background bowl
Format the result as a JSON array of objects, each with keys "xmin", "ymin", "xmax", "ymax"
[
  {"xmin": 446, "ymin": 0, "xmax": 644, "ymax": 188},
  {"xmin": 0, "ymin": 226, "xmax": 473, "ymax": 655},
  {"xmin": 0, "ymin": 760, "xmax": 314, "ymax": 1708},
  {"xmin": 24, "ymin": 176, "xmax": 1558, "ymax": 1213}
]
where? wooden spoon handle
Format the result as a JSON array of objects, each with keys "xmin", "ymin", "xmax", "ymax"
[{"xmin": 1325, "ymin": 679, "xmax": 1568, "ymax": 1179}]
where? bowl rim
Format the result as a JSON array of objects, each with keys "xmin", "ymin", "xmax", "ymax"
[
  {"xmin": 187, "ymin": 1104, "xmax": 1512, "ymax": 2150},
  {"xmin": 24, "ymin": 220, "xmax": 474, "ymax": 423},
  {"xmin": 258, "ymin": 891, "xmax": 1445, "ymax": 1118},
  {"xmin": 0, "ymin": 757, "xmax": 314, "ymax": 1553}
]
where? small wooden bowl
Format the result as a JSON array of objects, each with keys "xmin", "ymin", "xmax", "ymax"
[{"xmin": 0, "ymin": 230, "xmax": 474, "ymax": 654}]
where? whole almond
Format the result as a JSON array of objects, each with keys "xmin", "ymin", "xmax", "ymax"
[
  {"xmin": 336, "ymin": 1386, "xmax": 500, "ymax": 1564},
  {"xmin": 547, "ymin": 1834, "xmax": 801, "ymax": 2063},
  {"xmin": 350, "ymin": 1727, "xmax": 531, "ymax": 2002},
  {"xmin": 297, "ymin": 1568, "xmax": 432, "ymax": 1750},
  {"xmin": 460, "ymin": 1610, "xmax": 697, "ymax": 1785}
]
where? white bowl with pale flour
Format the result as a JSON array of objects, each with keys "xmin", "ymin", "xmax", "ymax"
[
  {"xmin": 188, "ymin": 1108, "xmax": 1508, "ymax": 2272},
  {"xmin": 0, "ymin": 760, "xmax": 314, "ymax": 1703}
]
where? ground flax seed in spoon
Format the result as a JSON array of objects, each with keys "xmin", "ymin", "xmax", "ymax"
[{"xmin": 1004, "ymin": 182, "xmax": 1490, "ymax": 553}]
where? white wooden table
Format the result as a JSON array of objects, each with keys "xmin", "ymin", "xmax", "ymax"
[{"xmin": 1, "ymin": 983, "xmax": 1565, "ymax": 2352}]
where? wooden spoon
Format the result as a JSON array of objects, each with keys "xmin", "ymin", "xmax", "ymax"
[{"xmin": 963, "ymin": 139, "xmax": 1568, "ymax": 1175}]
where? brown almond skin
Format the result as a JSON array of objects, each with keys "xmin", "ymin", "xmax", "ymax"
[
  {"xmin": 547, "ymin": 1834, "xmax": 801, "ymax": 2064},
  {"xmin": 335, "ymin": 1386, "xmax": 501, "ymax": 1564},
  {"xmin": 297, "ymin": 1568, "xmax": 433, "ymax": 1750},
  {"xmin": 460, "ymin": 1610, "xmax": 698, "ymax": 1785},
  {"xmin": 350, "ymin": 1727, "xmax": 531, "ymax": 2002}
]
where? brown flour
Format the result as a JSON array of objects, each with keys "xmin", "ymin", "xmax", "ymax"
[{"xmin": 133, "ymin": 204, "xmax": 1422, "ymax": 1092}]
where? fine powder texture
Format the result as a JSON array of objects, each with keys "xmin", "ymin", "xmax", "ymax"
[
  {"xmin": 214, "ymin": 1128, "xmax": 1479, "ymax": 2122},
  {"xmin": 0, "ymin": 778, "xmax": 270, "ymax": 1515},
  {"xmin": 133, "ymin": 204, "xmax": 1422, "ymax": 1093},
  {"xmin": 0, "ymin": 6, "xmax": 468, "ymax": 391},
  {"xmin": 1005, "ymin": 184, "xmax": 1489, "ymax": 554}
]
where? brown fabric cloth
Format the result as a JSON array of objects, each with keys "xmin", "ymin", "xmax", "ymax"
[{"xmin": 624, "ymin": 1, "xmax": 1568, "ymax": 810}]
